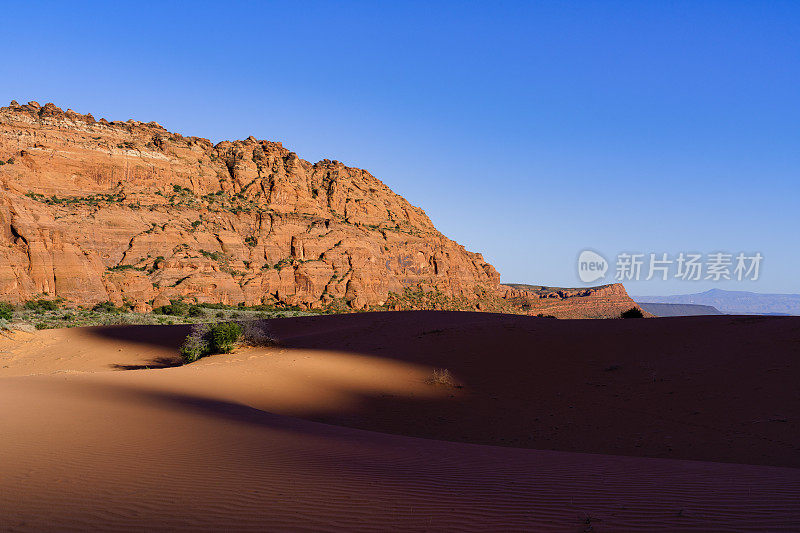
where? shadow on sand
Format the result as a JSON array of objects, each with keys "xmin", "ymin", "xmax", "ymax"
[
  {"xmin": 109, "ymin": 356, "xmax": 184, "ymax": 371},
  {"xmin": 84, "ymin": 311, "xmax": 800, "ymax": 467}
]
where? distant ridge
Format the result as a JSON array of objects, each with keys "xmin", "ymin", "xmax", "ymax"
[
  {"xmin": 635, "ymin": 289, "xmax": 800, "ymax": 316},
  {"xmin": 637, "ymin": 302, "xmax": 723, "ymax": 317}
]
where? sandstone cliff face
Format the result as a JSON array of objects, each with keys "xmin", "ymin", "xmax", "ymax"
[
  {"xmin": 0, "ymin": 101, "xmax": 639, "ymax": 317},
  {"xmin": 0, "ymin": 101, "xmax": 499, "ymax": 310}
]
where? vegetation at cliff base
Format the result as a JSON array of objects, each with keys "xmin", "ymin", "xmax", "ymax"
[{"xmin": 0, "ymin": 299, "xmax": 318, "ymax": 331}]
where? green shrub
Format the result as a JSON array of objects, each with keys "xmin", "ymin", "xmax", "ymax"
[
  {"xmin": 179, "ymin": 321, "xmax": 243, "ymax": 363},
  {"xmin": 107, "ymin": 264, "xmax": 140, "ymax": 272},
  {"xmin": 154, "ymin": 299, "xmax": 189, "ymax": 316},
  {"xmin": 199, "ymin": 249, "xmax": 226, "ymax": 261},
  {"xmin": 0, "ymin": 302, "xmax": 13, "ymax": 321},
  {"xmin": 92, "ymin": 301, "xmax": 119, "ymax": 313},
  {"xmin": 187, "ymin": 305, "xmax": 205, "ymax": 318},
  {"xmin": 25, "ymin": 299, "xmax": 60, "ymax": 312},
  {"xmin": 620, "ymin": 307, "xmax": 644, "ymax": 319},
  {"xmin": 209, "ymin": 322, "xmax": 242, "ymax": 353}
]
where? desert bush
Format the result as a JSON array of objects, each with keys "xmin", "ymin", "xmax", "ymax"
[
  {"xmin": 107, "ymin": 264, "xmax": 142, "ymax": 272},
  {"xmin": 209, "ymin": 322, "xmax": 242, "ymax": 353},
  {"xmin": 179, "ymin": 320, "xmax": 275, "ymax": 364},
  {"xmin": 199, "ymin": 249, "xmax": 226, "ymax": 262},
  {"xmin": 236, "ymin": 319, "xmax": 276, "ymax": 346},
  {"xmin": 180, "ymin": 323, "xmax": 211, "ymax": 363},
  {"xmin": 92, "ymin": 301, "xmax": 119, "ymax": 313},
  {"xmin": 25, "ymin": 299, "xmax": 60, "ymax": 312},
  {"xmin": 154, "ymin": 299, "xmax": 189, "ymax": 316},
  {"xmin": 0, "ymin": 302, "xmax": 13, "ymax": 321},
  {"xmin": 180, "ymin": 321, "xmax": 243, "ymax": 363},
  {"xmin": 620, "ymin": 307, "xmax": 644, "ymax": 319},
  {"xmin": 187, "ymin": 305, "xmax": 205, "ymax": 318}
]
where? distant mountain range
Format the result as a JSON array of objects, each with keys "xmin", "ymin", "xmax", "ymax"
[
  {"xmin": 637, "ymin": 302, "xmax": 723, "ymax": 317},
  {"xmin": 634, "ymin": 289, "xmax": 800, "ymax": 316}
]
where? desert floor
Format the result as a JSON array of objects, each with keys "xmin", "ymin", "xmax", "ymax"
[{"xmin": 1, "ymin": 311, "xmax": 798, "ymax": 531}]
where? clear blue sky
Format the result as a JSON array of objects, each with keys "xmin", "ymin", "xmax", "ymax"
[{"xmin": 2, "ymin": 1, "xmax": 798, "ymax": 295}]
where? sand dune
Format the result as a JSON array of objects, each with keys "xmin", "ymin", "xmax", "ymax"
[{"xmin": 1, "ymin": 312, "xmax": 799, "ymax": 531}]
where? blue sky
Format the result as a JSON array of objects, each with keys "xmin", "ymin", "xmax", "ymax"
[{"xmin": 2, "ymin": 1, "xmax": 798, "ymax": 295}]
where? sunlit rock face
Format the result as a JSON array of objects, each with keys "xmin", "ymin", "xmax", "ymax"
[{"xmin": 0, "ymin": 101, "xmax": 500, "ymax": 310}]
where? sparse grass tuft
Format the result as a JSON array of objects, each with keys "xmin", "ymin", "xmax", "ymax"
[{"xmin": 427, "ymin": 368, "xmax": 457, "ymax": 387}]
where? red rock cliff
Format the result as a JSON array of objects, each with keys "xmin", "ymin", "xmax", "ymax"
[{"xmin": 0, "ymin": 101, "xmax": 500, "ymax": 310}]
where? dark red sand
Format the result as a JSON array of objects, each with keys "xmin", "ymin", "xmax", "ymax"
[
  {"xmin": 1, "ymin": 312, "xmax": 798, "ymax": 531},
  {"xmin": 272, "ymin": 311, "xmax": 800, "ymax": 467}
]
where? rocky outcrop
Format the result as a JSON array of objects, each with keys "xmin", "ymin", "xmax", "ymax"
[
  {"xmin": 497, "ymin": 283, "xmax": 643, "ymax": 319},
  {"xmin": 0, "ymin": 101, "xmax": 499, "ymax": 310}
]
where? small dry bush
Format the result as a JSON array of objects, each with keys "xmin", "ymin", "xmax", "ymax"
[
  {"xmin": 427, "ymin": 368, "xmax": 457, "ymax": 387},
  {"xmin": 236, "ymin": 319, "xmax": 276, "ymax": 347}
]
